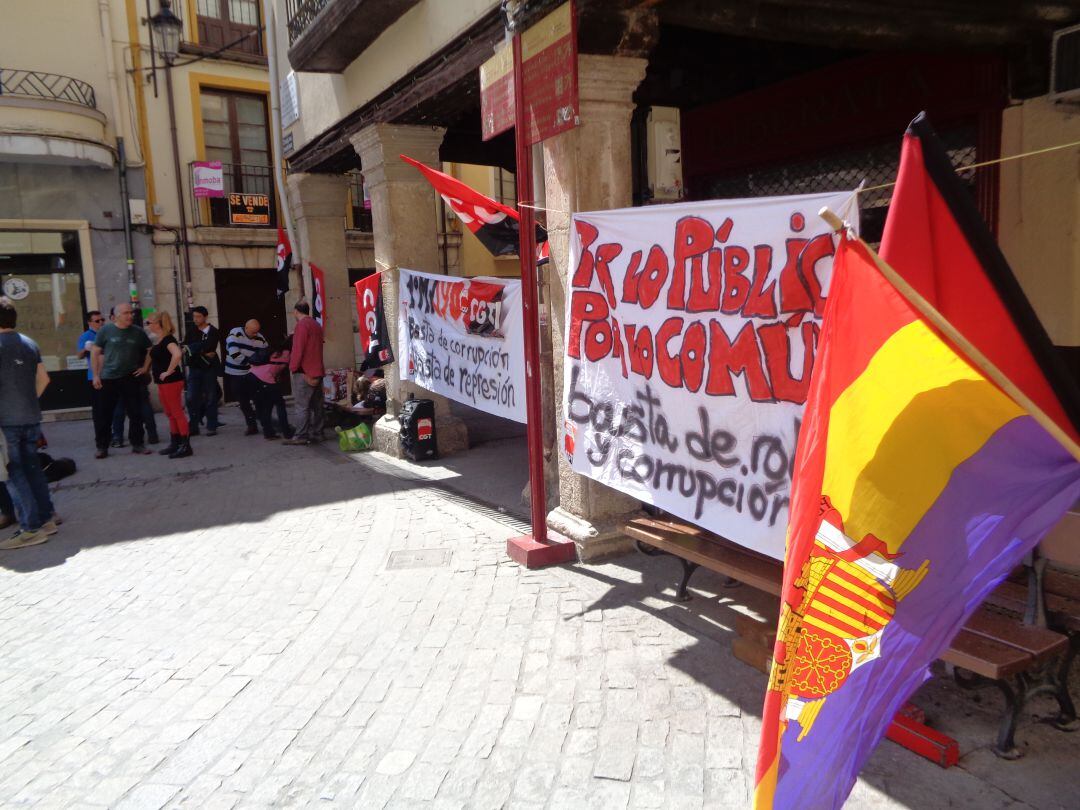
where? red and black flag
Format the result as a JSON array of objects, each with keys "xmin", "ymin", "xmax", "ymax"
[
  {"xmin": 275, "ymin": 227, "xmax": 292, "ymax": 298},
  {"xmin": 354, "ymin": 272, "xmax": 395, "ymax": 371},
  {"xmin": 310, "ymin": 262, "xmax": 327, "ymax": 330},
  {"xmin": 399, "ymin": 154, "xmax": 549, "ymax": 264},
  {"xmin": 880, "ymin": 112, "xmax": 1080, "ymax": 444}
]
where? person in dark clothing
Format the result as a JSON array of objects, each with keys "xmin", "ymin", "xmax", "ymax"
[
  {"xmin": 147, "ymin": 311, "xmax": 193, "ymax": 459},
  {"xmin": 184, "ymin": 306, "xmax": 223, "ymax": 435},
  {"xmin": 103, "ymin": 307, "xmax": 159, "ymax": 446},
  {"xmin": 251, "ymin": 335, "xmax": 294, "ymax": 440},
  {"xmin": 91, "ymin": 303, "xmax": 152, "ymax": 459}
]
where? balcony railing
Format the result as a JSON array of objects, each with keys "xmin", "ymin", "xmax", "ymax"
[
  {"xmin": 189, "ymin": 162, "xmax": 277, "ymax": 228},
  {"xmin": 0, "ymin": 69, "xmax": 97, "ymax": 109},
  {"xmin": 285, "ymin": 0, "xmax": 329, "ymax": 45}
]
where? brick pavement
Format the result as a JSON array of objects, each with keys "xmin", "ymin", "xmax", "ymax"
[{"xmin": 0, "ymin": 414, "xmax": 1077, "ymax": 809}]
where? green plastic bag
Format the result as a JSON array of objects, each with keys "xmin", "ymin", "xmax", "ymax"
[{"xmin": 336, "ymin": 422, "xmax": 373, "ymax": 452}]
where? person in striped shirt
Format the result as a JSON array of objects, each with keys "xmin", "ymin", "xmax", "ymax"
[{"xmin": 224, "ymin": 319, "xmax": 268, "ymax": 436}]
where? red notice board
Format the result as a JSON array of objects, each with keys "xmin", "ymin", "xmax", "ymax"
[
  {"xmin": 479, "ymin": 1, "xmax": 578, "ymax": 145},
  {"xmin": 480, "ymin": 42, "xmax": 514, "ymax": 141}
]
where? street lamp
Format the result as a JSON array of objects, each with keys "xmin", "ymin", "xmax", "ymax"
[
  {"xmin": 150, "ymin": 0, "xmax": 183, "ymax": 64},
  {"xmin": 149, "ymin": 0, "xmax": 193, "ymax": 333}
]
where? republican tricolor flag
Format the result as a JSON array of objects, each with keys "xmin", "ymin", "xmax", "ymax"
[{"xmin": 400, "ymin": 154, "xmax": 549, "ymax": 265}]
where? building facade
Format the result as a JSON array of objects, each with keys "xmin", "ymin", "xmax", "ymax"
[{"xmin": 275, "ymin": 0, "xmax": 1079, "ymax": 557}]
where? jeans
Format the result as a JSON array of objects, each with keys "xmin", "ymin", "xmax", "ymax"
[
  {"xmin": 95, "ymin": 377, "xmax": 145, "ymax": 450},
  {"xmin": 2, "ymin": 424, "xmax": 55, "ymax": 531},
  {"xmin": 253, "ymin": 379, "xmax": 291, "ymax": 438},
  {"xmin": 292, "ymin": 373, "xmax": 324, "ymax": 441},
  {"xmin": 112, "ymin": 384, "xmax": 158, "ymax": 443},
  {"xmin": 186, "ymin": 366, "xmax": 220, "ymax": 429},
  {"xmin": 225, "ymin": 374, "xmax": 258, "ymax": 428}
]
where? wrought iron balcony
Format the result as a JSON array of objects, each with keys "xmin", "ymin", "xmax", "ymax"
[
  {"xmin": 0, "ymin": 69, "xmax": 97, "ymax": 109},
  {"xmin": 189, "ymin": 162, "xmax": 277, "ymax": 228},
  {"xmin": 285, "ymin": 0, "xmax": 420, "ymax": 73}
]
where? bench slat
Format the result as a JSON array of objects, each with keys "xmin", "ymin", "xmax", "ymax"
[
  {"xmin": 624, "ymin": 519, "xmax": 783, "ymax": 596},
  {"xmin": 942, "ymin": 629, "xmax": 1032, "ymax": 680},
  {"xmin": 962, "ymin": 609, "xmax": 1067, "ymax": 661}
]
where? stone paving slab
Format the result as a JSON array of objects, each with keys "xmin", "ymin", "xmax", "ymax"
[{"xmin": 0, "ymin": 414, "xmax": 1076, "ymax": 808}]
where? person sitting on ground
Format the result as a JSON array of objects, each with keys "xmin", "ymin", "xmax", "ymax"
[
  {"xmin": 224, "ymin": 319, "xmax": 269, "ymax": 436},
  {"xmin": 250, "ymin": 335, "xmax": 294, "ymax": 440},
  {"xmin": 147, "ymin": 311, "xmax": 193, "ymax": 459},
  {"xmin": 360, "ymin": 369, "xmax": 387, "ymax": 411}
]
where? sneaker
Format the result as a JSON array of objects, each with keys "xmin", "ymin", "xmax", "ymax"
[
  {"xmin": 206, "ymin": 429, "xmax": 217, "ymax": 437},
  {"xmin": 0, "ymin": 529, "xmax": 48, "ymax": 550},
  {"xmin": 95, "ymin": 448, "xmax": 108, "ymax": 459},
  {"xmin": 131, "ymin": 445, "xmax": 152, "ymax": 455},
  {"xmin": 282, "ymin": 437, "xmax": 310, "ymax": 446},
  {"xmin": 110, "ymin": 438, "xmax": 124, "ymax": 448},
  {"xmin": 245, "ymin": 426, "xmax": 259, "ymax": 436},
  {"xmin": 40, "ymin": 520, "xmax": 59, "ymax": 536},
  {"xmin": 264, "ymin": 434, "xmax": 280, "ymax": 440}
]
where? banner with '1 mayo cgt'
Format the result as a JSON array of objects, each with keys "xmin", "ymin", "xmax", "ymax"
[
  {"xmin": 563, "ymin": 191, "xmax": 858, "ymax": 559},
  {"xmin": 399, "ymin": 268, "xmax": 526, "ymax": 423}
]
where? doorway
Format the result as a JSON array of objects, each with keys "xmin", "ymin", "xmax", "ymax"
[{"xmin": 214, "ymin": 267, "xmax": 288, "ymax": 400}]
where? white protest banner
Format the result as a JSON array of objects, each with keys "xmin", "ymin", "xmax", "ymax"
[
  {"xmin": 563, "ymin": 191, "xmax": 858, "ymax": 559},
  {"xmin": 399, "ymin": 268, "xmax": 526, "ymax": 422}
]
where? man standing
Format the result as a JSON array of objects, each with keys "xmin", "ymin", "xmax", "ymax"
[
  {"xmin": 91, "ymin": 302, "xmax": 152, "ymax": 458},
  {"xmin": 284, "ymin": 302, "xmax": 324, "ymax": 446},
  {"xmin": 184, "ymin": 306, "xmax": 222, "ymax": 436},
  {"xmin": 0, "ymin": 297, "xmax": 57, "ymax": 549},
  {"xmin": 77, "ymin": 310, "xmax": 104, "ymax": 441},
  {"xmin": 224, "ymin": 319, "xmax": 269, "ymax": 436}
]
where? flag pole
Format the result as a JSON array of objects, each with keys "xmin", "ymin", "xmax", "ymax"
[{"xmin": 820, "ymin": 206, "xmax": 1080, "ymax": 463}]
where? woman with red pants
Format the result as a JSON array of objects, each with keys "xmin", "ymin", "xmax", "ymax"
[{"xmin": 147, "ymin": 312, "xmax": 193, "ymax": 459}]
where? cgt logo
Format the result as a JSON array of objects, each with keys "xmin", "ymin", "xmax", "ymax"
[
  {"xmin": 417, "ymin": 418, "xmax": 433, "ymax": 441},
  {"xmin": 564, "ymin": 419, "xmax": 577, "ymax": 465}
]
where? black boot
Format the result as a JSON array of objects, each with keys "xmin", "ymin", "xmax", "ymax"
[
  {"xmin": 169, "ymin": 436, "xmax": 193, "ymax": 459},
  {"xmin": 159, "ymin": 433, "xmax": 180, "ymax": 455}
]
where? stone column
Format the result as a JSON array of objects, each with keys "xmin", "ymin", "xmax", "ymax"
[
  {"xmin": 286, "ymin": 172, "xmax": 353, "ymax": 370},
  {"xmin": 543, "ymin": 54, "xmax": 648, "ymax": 560},
  {"xmin": 350, "ymin": 123, "xmax": 468, "ymax": 457}
]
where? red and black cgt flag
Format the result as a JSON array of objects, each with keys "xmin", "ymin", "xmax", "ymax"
[
  {"xmin": 354, "ymin": 272, "xmax": 395, "ymax": 371},
  {"xmin": 275, "ymin": 227, "xmax": 292, "ymax": 298},
  {"xmin": 880, "ymin": 112, "xmax": 1080, "ymax": 443},
  {"xmin": 400, "ymin": 154, "xmax": 549, "ymax": 264}
]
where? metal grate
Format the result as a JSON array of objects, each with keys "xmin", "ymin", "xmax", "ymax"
[
  {"xmin": 0, "ymin": 69, "xmax": 96, "ymax": 109},
  {"xmin": 285, "ymin": 0, "xmax": 329, "ymax": 44},
  {"xmin": 189, "ymin": 161, "xmax": 277, "ymax": 228},
  {"xmin": 704, "ymin": 127, "xmax": 977, "ymax": 244}
]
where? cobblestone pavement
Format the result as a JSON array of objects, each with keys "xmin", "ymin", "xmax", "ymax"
[{"xmin": 1, "ymin": 415, "xmax": 1077, "ymax": 809}]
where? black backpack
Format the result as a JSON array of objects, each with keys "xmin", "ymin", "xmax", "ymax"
[
  {"xmin": 399, "ymin": 397, "xmax": 438, "ymax": 461},
  {"xmin": 247, "ymin": 346, "xmax": 273, "ymax": 367}
]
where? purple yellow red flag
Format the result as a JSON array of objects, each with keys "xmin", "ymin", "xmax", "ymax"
[{"xmin": 752, "ymin": 233, "xmax": 1080, "ymax": 809}]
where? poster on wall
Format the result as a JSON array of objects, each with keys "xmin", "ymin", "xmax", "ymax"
[
  {"xmin": 228, "ymin": 193, "xmax": 270, "ymax": 225},
  {"xmin": 399, "ymin": 268, "xmax": 526, "ymax": 423},
  {"xmin": 563, "ymin": 191, "xmax": 858, "ymax": 559},
  {"xmin": 192, "ymin": 161, "xmax": 224, "ymax": 197}
]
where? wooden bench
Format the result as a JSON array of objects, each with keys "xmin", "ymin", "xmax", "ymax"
[{"xmin": 625, "ymin": 515, "xmax": 1075, "ymax": 758}]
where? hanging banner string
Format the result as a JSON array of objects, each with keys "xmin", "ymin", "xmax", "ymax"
[
  {"xmin": 515, "ymin": 138, "xmax": 1080, "ymax": 213},
  {"xmin": 858, "ymin": 137, "xmax": 1080, "ymax": 195}
]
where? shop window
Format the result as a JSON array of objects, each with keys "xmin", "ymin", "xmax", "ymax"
[
  {"xmin": 702, "ymin": 127, "xmax": 978, "ymax": 245},
  {"xmin": 0, "ymin": 230, "xmax": 90, "ymax": 410},
  {"xmin": 197, "ymin": 0, "xmax": 262, "ymax": 55}
]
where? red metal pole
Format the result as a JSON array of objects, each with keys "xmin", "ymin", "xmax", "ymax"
[{"xmin": 512, "ymin": 31, "xmax": 548, "ymax": 544}]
